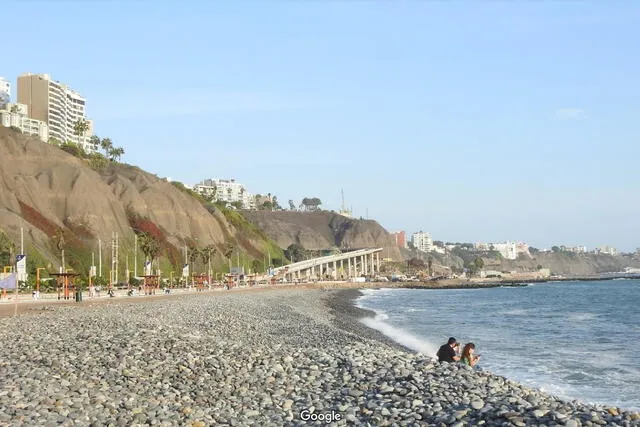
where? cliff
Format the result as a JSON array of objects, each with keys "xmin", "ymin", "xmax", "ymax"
[
  {"xmin": 241, "ymin": 211, "xmax": 404, "ymax": 261},
  {"xmin": 0, "ymin": 128, "xmax": 284, "ymax": 277},
  {"xmin": 481, "ymin": 251, "xmax": 640, "ymax": 276}
]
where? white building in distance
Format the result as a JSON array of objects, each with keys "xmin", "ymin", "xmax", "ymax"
[
  {"xmin": 193, "ymin": 178, "xmax": 255, "ymax": 209},
  {"xmin": 0, "ymin": 77, "xmax": 10, "ymax": 106},
  {"xmin": 0, "ymin": 102, "xmax": 49, "ymax": 142},
  {"xmin": 596, "ymin": 246, "xmax": 617, "ymax": 256},
  {"xmin": 412, "ymin": 231, "xmax": 434, "ymax": 253},
  {"xmin": 17, "ymin": 73, "xmax": 96, "ymax": 151},
  {"xmin": 475, "ymin": 241, "xmax": 518, "ymax": 260}
]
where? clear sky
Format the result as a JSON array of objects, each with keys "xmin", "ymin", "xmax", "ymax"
[{"xmin": 3, "ymin": 1, "xmax": 639, "ymax": 251}]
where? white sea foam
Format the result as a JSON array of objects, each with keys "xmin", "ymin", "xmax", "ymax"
[
  {"xmin": 361, "ymin": 315, "xmax": 439, "ymax": 356},
  {"xmin": 567, "ymin": 312, "xmax": 598, "ymax": 322}
]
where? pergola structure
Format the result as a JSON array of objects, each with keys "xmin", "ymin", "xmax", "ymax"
[
  {"xmin": 142, "ymin": 275, "xmax": 159, "ymax": 295},
  {"xmin": 192, "ymin": 273, "xmax": 209, "ymax": 292},
  {"xmin": 51, "ymin": 272, "xmax": 81, "ymax": 301}
]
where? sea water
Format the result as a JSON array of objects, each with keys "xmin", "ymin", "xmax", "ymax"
[{"xmin": 356, "ymin": 280, "xmax": 640, "ymax": 410}]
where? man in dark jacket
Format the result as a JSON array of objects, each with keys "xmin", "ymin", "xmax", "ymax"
[{"xmin": 437, "ymin": 337, "xmax": 460, "ymax": 363}]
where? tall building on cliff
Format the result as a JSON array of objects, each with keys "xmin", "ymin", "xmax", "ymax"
[
  {"xmin": 0, "ymin": 77, "xmax": 10, "ymax": 106},
  {"xmin": 16, "ymin": 73, "xmax": 96, "ymax": 151}
]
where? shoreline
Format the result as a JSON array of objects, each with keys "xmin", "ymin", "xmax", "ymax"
[
  {"xmin": 334, "ymin": 287, "xmax": 640, "ymax": 416},
  {"xmin": 0, "ymin": 288, "xmax": 638, "ymax": 425}
]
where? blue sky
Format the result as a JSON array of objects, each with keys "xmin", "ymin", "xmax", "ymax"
[{"xmin": 3, "ymin": 1, "xmax": 639, "ymax": 251}]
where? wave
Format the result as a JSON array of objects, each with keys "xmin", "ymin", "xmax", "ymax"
[
  {"xmin": 567, "ymin": 312, "xmax": 598, "ymax": 322},
  {"xmin": 360, "ymin": 314, "xmax": 439, "ymax": 356}
]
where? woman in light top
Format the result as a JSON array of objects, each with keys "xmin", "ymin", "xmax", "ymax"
[{"xmin": 461, "ymin": 343, "xmax": 481, "ymax": 367}]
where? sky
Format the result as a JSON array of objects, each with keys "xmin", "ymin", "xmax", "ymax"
[{"xmin": 2, "ymin": 1, "xmax": 639, "ymax": 251}]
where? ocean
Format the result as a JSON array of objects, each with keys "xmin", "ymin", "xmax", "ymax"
[{"xmin": 356, "ymin": 279, "xmax": 640, "ymax": 411}]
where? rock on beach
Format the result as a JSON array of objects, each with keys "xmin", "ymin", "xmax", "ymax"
[{"xmin": 0, "ymin": 289, "xmax": 638, "ymax": 426}]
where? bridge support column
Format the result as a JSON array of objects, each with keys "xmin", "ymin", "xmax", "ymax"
[
  {"xmin": 371, "ymin": 253, "xmax": 375, "ymax": 275},
  {"xmin": 348, "ymin": 258, "xmax": 352, "ymax": 278},
  {"xmin": 332, "ymin": 261, "xmax": 337, "ymax": 280},
  {"xmin": 340, "ymin": 259, "xmax": 344, "ymax": 279},
  {"xmin": 364, "ymin": 255, "xmax": 368, "ymax": 276},
  {"xmin": 376, "ymin": 253, "xmax": 380, "ymax": 274}
]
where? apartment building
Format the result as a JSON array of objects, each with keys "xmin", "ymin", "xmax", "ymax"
[
  {"xmin": 392, "ymin": 231, "xmax": 407, "ymax": 248},
  {"xmin": 475, "ymin": 241, "xmax": 518, "ymax": 260},
  {"xmin": 17, "ymin": 73, "xmax": 96, "ymax": 151},
  {"xmin": 596, "ymin": 246, "xmax": 617, "ymax": 256},
  {"xmin": 560, "ymin": 245, "xmax": 588, "ymax": 254},
  {"xmin": 412, "ymin": 231, "xmax": 434, "ymax": 253},
  {"xmin": 193, "ymin": 178, "xmax": 256, "ymax": 209},
  {"xmin": 0, "ymin": 77, "xmax": 9, "ymax": 106},
  {"xmin": 0, "ymin": 102, "xmax": 48, "ymax": 142}
]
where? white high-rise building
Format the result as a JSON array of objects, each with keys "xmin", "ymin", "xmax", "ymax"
[
  {"xmin": 0, "ymin": 102, "xmax": 49, "ymax": 142},
  {"xmin": 17, "ymin": 73, "xmax": 96, "ymax": 151},
  {"xmin": 193, "ymin": 178, "xmax": 256, "ymax": 209},
  {"xmin": 0, "ymin": 77, "xmax": 10, "ymax": 106},
  {"xmin": 412, "ymin": 231, "xmax": 434, "ymax": 253}
]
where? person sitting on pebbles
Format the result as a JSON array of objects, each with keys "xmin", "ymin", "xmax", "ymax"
[
  {"xmin": 437, "ymin": 337, "xmax": 461, "ymax": 363},
  {"xmin": 461, "ymin": 342, "xmax": 481, "ymax": 367}
]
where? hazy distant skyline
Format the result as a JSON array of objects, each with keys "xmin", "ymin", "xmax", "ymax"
[{"xmin": 3, "ymin": 1, "xmax": 639, "ymax": 251}]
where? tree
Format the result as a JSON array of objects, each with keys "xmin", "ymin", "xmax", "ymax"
[
  {"xmin": 189, "ymin": 246, "xmax": 201, "ymax": 273},
  {"xmin": 427, "ymin": 256, "xmax": 433, "ymax": 277},
  {"xmin": 89, "ymin": 135, "xmax": 101, "ymax": 151},
  {"xmin": 551, "ymin": 246, "xmax": 560, "ymax": 253},
  {"xmin": 407, "ymin": 258, "xmax": 425, "ymax": 268},
  {"xmin": 259, "ymin": 201, "xmax": 273, "ymax": 211},
  {"xmin": 223, "ymin": 242, "xmax": 234, "ymax": 271},
  {"xmin": 108, "ymin": 146, "xmax": 125, "ymax": 162},
  {"xmin": 473, "ymin": 256, "xmax": 484, "ymax": 272},
  {"xmin": 201, "ymin": 245, "xmax": 216, "ymax": 279},
  {"xmin": 285, "ymin": 244, "xmax": 307, "ymax": 263},
  {"xmin": 0, "ymin": 232, "xmax": 16, "ymax": 268},
  {"xmin": 251, "ymin": 259, "xmax": 261, "ymax": 273},
  {"xmin": 100, "ymin": 138, "xmax": 113, "ymax": 157},
  {"xmin": 73, "ymin": 119, "xmax": 90, "ymax": 145},
  {"xmin": 288, "ymin": 200, "xmax": 296, "ymax": 211},
  {"xmin": 271, "ymin": 196, "xmax": 281, "ymax": 210},
  {"xmin": 139, "ymin": 232, "xmax": 160, "ymax": 272}
]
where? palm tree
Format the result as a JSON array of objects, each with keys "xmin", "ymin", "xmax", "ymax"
[
  {"xmin": 189, "ymin": 246, "xmax": 200, "ymax": 273},
  {"xmin": 223, "ymin": 242, "xmax": 234, "ymax": 272},
  {"xmin": 139, "ymin": 232, "xmax": 160, "ymax": 273},
  {"xmin": 201, "ymin": 245, "xmax": 216, "ymax": 282},
  {"xmin": 73, "ymin": 119, "xmax": 90, "ymax": 146},
  {"xmin": 100, "ymin": 138, "xmax": 113, "ymax": 158},
  {"xmin": 109, "ymin": 146, "xmax": 125, "ymax": 162},
  {"xmin": 89, "ymin": 135, "xmax": 101, "ymax": 152},
  {"xmin": 427, "ymin": 256, "xmax": 433, "ymax": 277}
]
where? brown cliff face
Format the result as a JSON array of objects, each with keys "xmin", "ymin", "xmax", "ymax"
[
  {"xmin": 241, "ymin": 210, "xmax": 404, "ymax": 261},
  {"xmin": 0, "ymin": 128, "xmax": 276, "ymax": 270}
]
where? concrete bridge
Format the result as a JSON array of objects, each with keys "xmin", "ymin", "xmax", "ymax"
[{"xmin": 272, "ymin": 248, "xmax": 384, "ymax": 282}]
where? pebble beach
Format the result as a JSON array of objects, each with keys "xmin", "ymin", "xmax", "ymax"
[{"xmin": 0, "ymin": 288, "xmax": 638, "ymax": 426}]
